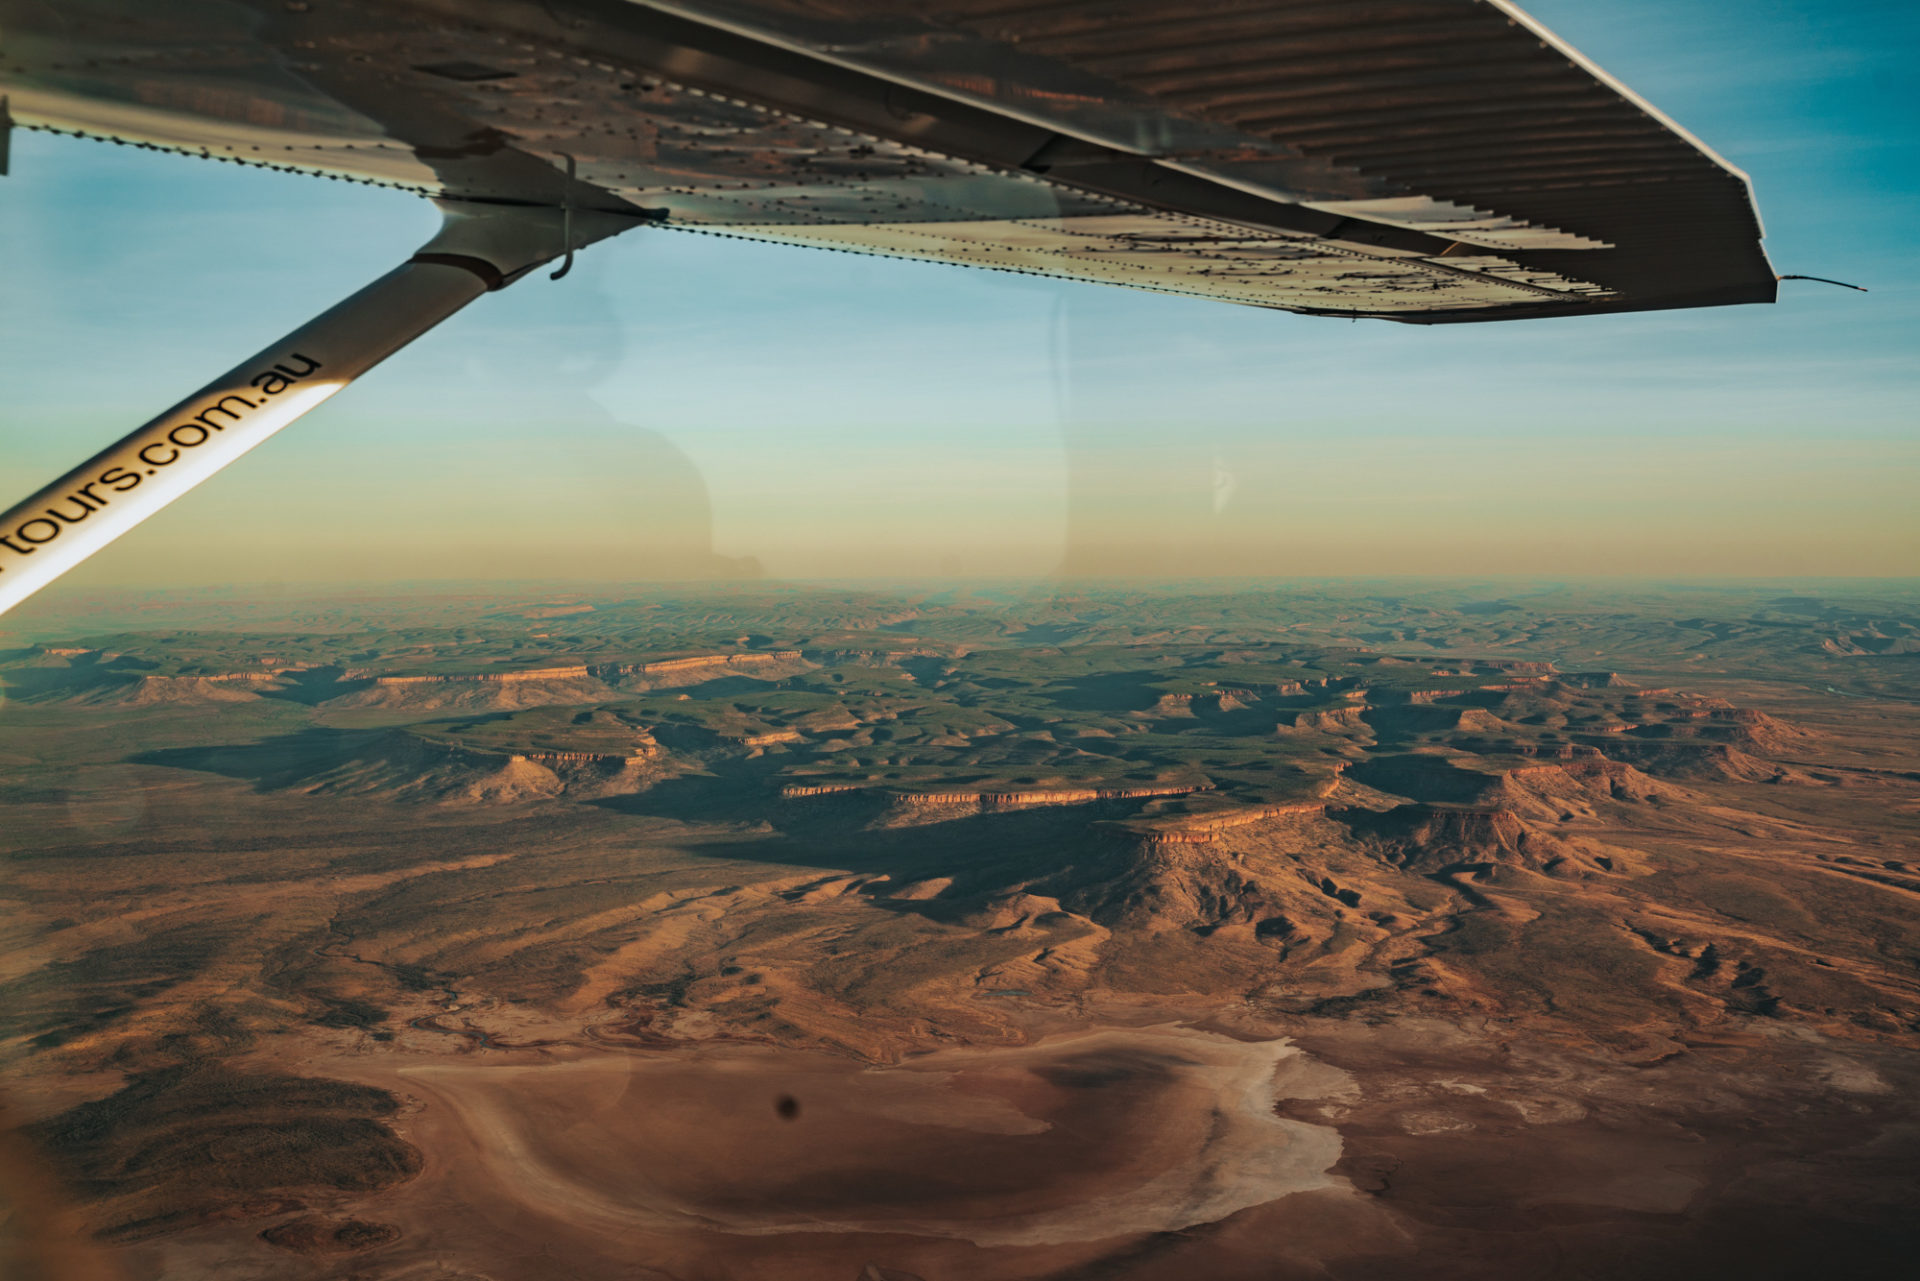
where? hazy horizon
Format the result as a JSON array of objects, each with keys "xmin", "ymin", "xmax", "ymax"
[{"xmin": 6, "ymin": 573, "xmax": 1918, "ymax": 648}]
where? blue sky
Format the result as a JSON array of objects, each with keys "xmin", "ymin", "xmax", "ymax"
[{"xmin": 0, "ymin": 0, "xmax": 1914, "ymax": 594}]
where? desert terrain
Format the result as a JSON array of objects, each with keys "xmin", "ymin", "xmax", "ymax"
[{"xmin": 1, "ymin": 582, "xmax": 1916, "ymax": 1279}]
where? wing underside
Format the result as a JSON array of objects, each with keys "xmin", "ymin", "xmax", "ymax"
[{"xmin": 0, "ymin": 0, "xmax": 1773, "ymax": 321}]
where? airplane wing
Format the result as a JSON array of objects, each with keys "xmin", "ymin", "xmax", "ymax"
[
  {"xmin": 2, "ymin": 0, "xmax": 1773, "ymax": 323},
  {"xmin": 0, "ymin": 0, "xmax": 1779, "ymax": 616}
]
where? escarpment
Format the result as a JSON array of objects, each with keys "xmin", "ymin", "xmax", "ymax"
[
  {"xmin": 893, "ymin": 783, "xmax": 1209, "ymax": 811},
  {"xmin": 139, "ymin": 729, "xmax": 663, "ymax": 805},
  {"xmin": 4, "ymin": 662, "xmax": 288, "ymax": 706},
  {"xmin": 1, "ymin": 647, "xmax": 808, "ymax": 711},
  {"xmin": 327, "ymin": 652, "xmax": 808, "ymax": 710}
]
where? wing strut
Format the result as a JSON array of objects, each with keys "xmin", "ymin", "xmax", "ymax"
[{"xmin": 0, "ymin": 199, "xmax": 645, "ymax": 617}]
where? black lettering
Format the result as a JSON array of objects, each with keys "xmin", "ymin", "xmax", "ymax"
[
  {"xmin": 251, "ymin": 370, "xmax": 292, "ymax": 396},
  {"xmin": 0, "ymin": 533, "xmax": 35, "ymax": 555},
  {"xmin": 78, "ymin": 482, "xmax": 107, "ymax": 505},
  {"xmin": 275, "ymin": 352, "xmax": 322, "ymax": 378},
  {"xmin": 169, "ymin": 423, "xmax": 211, "ymax": 447},
  {"xmin": 17, "ymin": 518, "xmax": 61, "ymax": 544},
  {"xmin": 138, "ymin": 442, "xmax": 179, "ymax": 467},
  {"xmin": 194, "ymin": 394, "xmax": 254, "ymax": 428},
  {"xmin": 45, "ymin": 497, "xmax": 94, "ymax": 525},
  {"xmin": 100, "ymin": 467, "xmax": 142, "ymax": 492}
]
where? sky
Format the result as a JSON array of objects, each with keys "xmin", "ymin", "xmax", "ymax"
[{"xmin": 0, "ymin": 0, "xmax": 1915, "ymax": 600}]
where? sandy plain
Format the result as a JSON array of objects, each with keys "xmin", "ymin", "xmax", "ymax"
[
  {"xmin": 386, "ymin": 1027, "xmax": 1340, "ymax": 1246},
  {"xmin": 193, "ymin": 1026, "xmax": 1346, "ymax": 1281}
]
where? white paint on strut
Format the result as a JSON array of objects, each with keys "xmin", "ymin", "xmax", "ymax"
[
  {"xmin": 0, "ymin": 199, "xmax": 648, "ymax": 616},
  {"xmin": 0, "ymin": 265, "xmax": 484, "ymax": 615}
]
